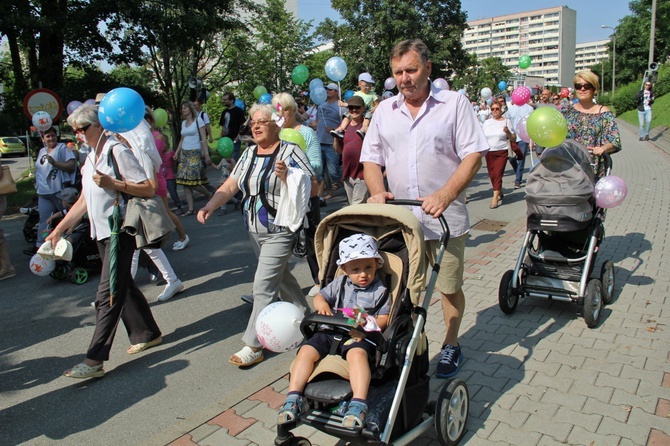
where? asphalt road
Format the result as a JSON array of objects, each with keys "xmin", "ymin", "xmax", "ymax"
[{"xmin": 0, "ymin": 155, "xmax": 527, "ymax": 445}]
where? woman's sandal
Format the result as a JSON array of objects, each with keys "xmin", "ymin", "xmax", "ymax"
[
  {"xmin": 331, "ymin": 182, "xmax": 342, "ymax": 192},
  {"xmin": 229, "ymin": 346, "xmax": 264, "ymax": 367},
  {"xmin": 64, "ymin": 362, "xmax": 105, "ymax": 379},
  {"xmin": 127, "ymin": 336, "xmax": 163, "ymax": 355},
  {"xmin": 489, "ymin": 202, "xmax": 499, "ymax": 209},
  {"xmin": 342, "ymin": 401, "xmax": 368, "ymax": 428},
  {"xmin": 277, "ymin": 396, "xmax": 304, "ymax": 424},
  {"xmin": 181, "ymin": 210, "xmax": 195, "ymax": 217}
]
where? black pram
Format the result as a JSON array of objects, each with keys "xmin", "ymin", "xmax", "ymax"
[{"xmin": 498, "ymin": 139, "xmax": 615, "ymax": 328}]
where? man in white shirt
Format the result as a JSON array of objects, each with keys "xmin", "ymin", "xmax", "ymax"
[{"xmin": 361, "ymin": 39, "xmax": 488, "ymax": 379}]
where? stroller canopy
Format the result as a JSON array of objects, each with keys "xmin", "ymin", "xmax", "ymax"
[{"xmin": 315, "ymin": 204, "xmax": 426, "ymax": 306}]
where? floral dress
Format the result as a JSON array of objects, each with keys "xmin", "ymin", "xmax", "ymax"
[{"xmin": 562, "ymin": 106, "xmax": 621, "ymax": 179}]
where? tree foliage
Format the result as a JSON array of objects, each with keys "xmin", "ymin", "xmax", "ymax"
[
  {"xmin": 451, "ymin": 56, "xmax": 512, "ymax": 100},
  {"xmin": 315, "ymin": 0, "xmax": 470, "ymax": 91},
  {"xmin": 610, "ymin": 0, "xmax": 670, "ymax": 85},
  {"xmin": 239, "ymin": 0, "xmax": 314, "ymax": 98},
  {"xmin": 105, "ymin": 0, "xmax": 256, "ymax": 143}
]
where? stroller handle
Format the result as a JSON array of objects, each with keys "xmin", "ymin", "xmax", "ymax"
[{"xmin": 386, "ymin": 199, "xmax": 450, "ymax": 248}]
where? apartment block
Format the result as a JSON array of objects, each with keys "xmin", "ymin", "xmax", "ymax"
[
  {"xmin": 462, "ymin": 6, "xmax": 577, "ymax": 86},
  {"xmin": 575, "ymin": 39, "xmax": 610, "ymax": 72}
]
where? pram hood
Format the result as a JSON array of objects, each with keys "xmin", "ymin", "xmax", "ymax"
[
  {"xmin": 526, "ymin": 139, "xmax": 595, "ymax": 206},
  {"xmin": 315, "ymin": 203, "xmax": 426, "ymax": 306}
]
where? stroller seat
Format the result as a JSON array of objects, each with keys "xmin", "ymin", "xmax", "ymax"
[{"xmin": 296, "ymin": 251, "xmax": 405, "ymax": 393}]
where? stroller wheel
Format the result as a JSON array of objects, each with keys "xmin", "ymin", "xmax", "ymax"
[
  {"xmin": 70, "ymin": 267, "xmax": 89, "ymax": 285},
  {"xmin": 50, "ymin": 264, "xmax": 69, "ymax": 280},
  {"xmin": 289, "ymin": 437, "xmax": 311, "ymax": 446},
  {"xmin": 600, "ymin": 261, "xmax": 615, "ymax": 305},
  {"xmin": 582, "ymin": 279, "xmax": 603, "ymax": 328},
  {"xmin": 434, "ymin": 378, "xmax": 469, "ymax": 446},
  {"xmin": 498, "ymin": 270, "xmax": 519, "ymax": 315}
]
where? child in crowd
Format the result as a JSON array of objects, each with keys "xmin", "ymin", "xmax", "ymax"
[
  {"xmin": 277, "ymin": 233, "xmax": 390, "ymax": 429},
  {"xmin": 212, "ymin": 156, "xmax": 239, "ymax": 215},
  {"xmin": 160, "ymin": 143, "xmax": 182, "ymax": 214},
  {"xmin": 330, "ymin": 73, "xmax": 380, "ymax": 140},
  {"xmin": 45, "ymin": 187, "xmax": 86, "ymax": 245}
]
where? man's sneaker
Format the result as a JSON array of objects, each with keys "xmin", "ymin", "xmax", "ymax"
[
  {"xmin": 308, "ymin": 284, "xmax": 320, "ymax": 297},
  {"xmin": 241, "ymin": 294, "xmax": 254, "ymax": 304},
  {"xmin": 172, "ymin": 235, "xmax": 190, "ymax": 251},
  {"xmin": 356, "ymin": 129, "xmax": 366, "ymax": 140},
  {"xmin": 329, "ymin": 130, "xmax": 344, "ymax": 139},
  {"xmin": 514, "ymin": 182, "xmax": 521, "ymax": 189},
  {"xmin": 157, "ymin": 280, "xmax": 185, "ymax": 302},
  {"xmin": 435, "ymin": 343, "xmax": 463, "ymax": 378}
]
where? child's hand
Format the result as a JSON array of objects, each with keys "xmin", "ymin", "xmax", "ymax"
[{"xmin": 314, "ymin": 298, "xmax": 333, "ymax": 316}]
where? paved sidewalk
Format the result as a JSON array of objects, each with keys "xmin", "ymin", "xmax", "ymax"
[{"xmin": 161, "ymin": 121, "xmax": 670, "ymax": 446}]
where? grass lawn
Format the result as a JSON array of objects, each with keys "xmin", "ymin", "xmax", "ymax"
[{"xmin": 619, "ymin": 92, "xmax": 670, "ymax": 131}]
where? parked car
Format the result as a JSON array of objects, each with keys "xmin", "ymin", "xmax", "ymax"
[{"xmin": 0, "ymin": 137, "xmax": 26, "ymax": 156}]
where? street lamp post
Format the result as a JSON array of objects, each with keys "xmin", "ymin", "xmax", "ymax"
[{"xmin": 601, "ymin": 25, "xmax": 616, "ymax": 94}]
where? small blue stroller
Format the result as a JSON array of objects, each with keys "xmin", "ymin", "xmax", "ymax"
[{"xmin": 50, "ymin": 218, "xmax": 102, "ymax": 284}]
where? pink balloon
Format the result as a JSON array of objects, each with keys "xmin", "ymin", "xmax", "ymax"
[
  {"xmin": 511, "ymin": 86, "xmax": 531, "ymax": 105},
  {"xmin": 84, "ymin": 99, "xmax": 96, "ymax": 106},
  {"xmin": 560, "ymin": 87, "xmax": 569, "ymax": 98},
  {"xmin": 595, "ymin": 175, "xmax": 628, "ymax": 208},
  {"xmin": 434, "ymin": 78, "xmax": 450, "ymax": 90},
  {"xmin": 517, "ymin": 116, "xmax": 531, "ymax": 143},
  {"xmin": 384, "ymin": 77, "xmax": 396, "ymax": 90}
]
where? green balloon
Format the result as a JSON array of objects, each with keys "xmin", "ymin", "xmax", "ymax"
[
  {"xmin": 279, "ymin": 128, "xmax": 306, "ymax": 151},
  {"xmin": 519, "ymin": 55, "xmax": 532, "ymax": 69},
  {"xmin": 291, "ymin": 65, "xmax": 310, "ymax": 85},
  {"xmin": 217, "ymin": 137, "xmax": 235, "ymax": 158},
  {"xmin": 153, "ymin": 108, "xmax": 168, "ymax": 128},
  {"xmin": 253, "ymin": 86, "xmax": 267, "ymax": 99},
  {"xmin": 526, "ymin": 107, "xmax": 568, "ymax": 148}
]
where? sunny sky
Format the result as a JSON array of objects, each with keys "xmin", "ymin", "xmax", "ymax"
[{"xmin": 297, "ymin": 0, "xmax": 633, "ymax": 44}]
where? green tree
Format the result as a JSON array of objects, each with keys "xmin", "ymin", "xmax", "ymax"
[
  {"xmin": 610, "ymin": 0, "xmax": 670, "ymax": 85},
  {"xmin": 238, "ymin": 0, "xmax": 314, "ymax": 98},
  {"xmin": 452, "ymin": 56, "xmax": 512, "ymax": 100},
  {"xmin": 315, "ymin": 0, "xmax": 469, "ymax": 90},
  {"xmin": 105, "ymin": 0, "xmax": 256, "ymax": 143}
]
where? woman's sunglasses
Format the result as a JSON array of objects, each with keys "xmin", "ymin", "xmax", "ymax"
[
  {"xmin": 74, "ymin": 124, "xmax": 91, "ymax": 134},
  {"xmin": 574, "ymin": 83, "xmax": 594, "ymax": 91},
  {"xmin": 348, "ymin": 105, "xmax": 362, "ymax": 111}
]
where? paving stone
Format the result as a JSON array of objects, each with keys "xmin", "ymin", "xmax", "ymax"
[
  {"xmin": 199, "ymin": 428, "xmax": 253, "ymax": 446},
  {"xmin": 189, "ymin": 424, "xmax": 223, "ymax": 444},
  {"xmin": 566, "ymin": 426, "xmax": 621, "ymax": 446},
  {"xmin": 488, "ymin": 422, "xmax": 542, "ymax": 444},
  {"xmin": 555, "ymin": 405, "xmax": 603, "ymax": 433},
  {"xmin": 596, "ymin": 415, "xmax": 649, "ymax": 444},
  {"xmin": 595, "ymin": 372, "xmax": 640, "ymax": 395},
  {"xmin": 541, "ymin": 387, "xmax": 587, "ymax": 411}
]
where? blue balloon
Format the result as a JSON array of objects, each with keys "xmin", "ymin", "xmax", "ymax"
[
  {"xmin": 458, "ymin": 89, "xmax": 467, "ymax": 96},
  {"xmin": 498, "ymin": 80, "xmax": 508, "ymax": 91},
  {"xmin": 234, "ymin": 98, "xmax": 245, "ymax": 111},
  {"xmin": 324, "ymin": 56, "xmax": 348, "ymax": 82},
  {"xmin": 258, "ymin": 93, "xmax": 272, "ymax": 104},
  {"xmin": 311, "ymin": 87, "xmax": 327, "ymax": 105},
  {"xmin": 309, "ymin": 78, "xmax": 324, "ymax": 91},
  {"xmin": 343, "ymin": 90, "xmax": 355, "ymax": 101},
  {"xmin": 486, "ymin": 97, "xmax": 493, "ymax": 105},
  {"xmin": 98, "ymin": 87, "xmax": 145, "ymax": 133}
]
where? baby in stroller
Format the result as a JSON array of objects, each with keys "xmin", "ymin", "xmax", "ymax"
[{"xmin": 278, "ymin": 234, "xmax": 390, "ymax": 428}]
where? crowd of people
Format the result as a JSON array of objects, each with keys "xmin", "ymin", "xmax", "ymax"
[{"xmin": 1, "ymin": 39, "xmax": 631, "ymax": 428}]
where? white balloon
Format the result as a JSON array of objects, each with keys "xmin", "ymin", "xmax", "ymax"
[
  {"xmin": 255, "ymin": 302, "xmax": 304, "ymax": 352},
  {"xmin": 32, "ymin": 111, "xmax": 53, "ymax": 132},
  {"xmin": 30, "ymin": 254, "xmax": 55, "ymax": 276},
  {"xmin": 480, "ymin": 87, "xmax": 493, "ymax": 100}
]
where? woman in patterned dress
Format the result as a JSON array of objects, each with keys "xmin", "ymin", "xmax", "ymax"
[
  {"xmin": 562, "ymin": 71, "xmax": 621, "ymax": 178},
  {"xmin": 175, "ymin": 101, "xmax": 211, "ymax": 216}
]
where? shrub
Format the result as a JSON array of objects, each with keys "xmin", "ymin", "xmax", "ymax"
[{"xmin": 611, "ymin": 82, "xmax": 640, "ymax": 115}]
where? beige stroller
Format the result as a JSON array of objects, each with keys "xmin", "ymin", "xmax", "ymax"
[{"xmin": 275, "ymin": 201, "xmax": 469, "ymax": 446}]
